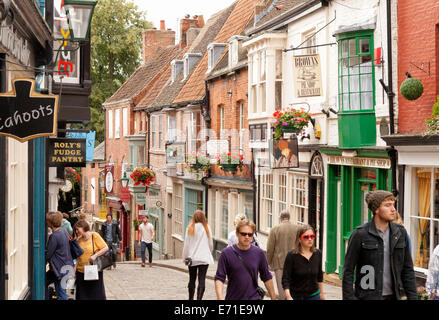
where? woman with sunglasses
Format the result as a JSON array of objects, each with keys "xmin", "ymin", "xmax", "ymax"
[{"xmin": 282, "ymin": 224, "xmax": 325, "ymax": 300}]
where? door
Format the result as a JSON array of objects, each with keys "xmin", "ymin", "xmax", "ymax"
[
  {"xmin": 184, "ymin": 188, "xmax": 204, "ymax": 232},
  {"xmin": 309, "ymin": 178, "xmax": 324, "ymax": 249}
]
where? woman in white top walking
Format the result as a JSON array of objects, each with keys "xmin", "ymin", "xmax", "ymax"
[{"xmin": 182, "ymin": 210, "xmax": 214, "ymax": 300}]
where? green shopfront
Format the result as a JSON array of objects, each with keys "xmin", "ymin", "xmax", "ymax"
[{"xmin": 321, "ymin": 148, "xmax": 392, "ymax": 277}]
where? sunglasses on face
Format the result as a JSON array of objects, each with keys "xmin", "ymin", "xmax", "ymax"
[
  {"xmin": 239, "ymin": 232, "xmax": 254, "ymax": 237},
  {"xmin": 301, "ymin": 234, "xmax": 316, "ymax": 240}
]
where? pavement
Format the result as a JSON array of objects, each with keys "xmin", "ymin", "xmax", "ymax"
[{"xmin": 103, "ymin": 259, "xmax": 342, "ymax": 300}]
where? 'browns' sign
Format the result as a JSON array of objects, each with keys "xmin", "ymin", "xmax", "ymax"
[{"xmin": 0, "ymin": 79, "xmax": 59, "ymax": 142}]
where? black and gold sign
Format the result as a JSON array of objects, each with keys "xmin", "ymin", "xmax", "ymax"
[
  {"xmin": 0, "ymin": 79, "xmax": 59, "ymax": 142},
  {"xmin": 47, "ymin": 138, "xmax": 86, "ymax": 167}
]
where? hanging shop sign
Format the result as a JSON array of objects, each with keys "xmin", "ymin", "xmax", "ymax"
[
  {"xmin": 292, "ymin": 54, "xmax": 323, "ymax": 97},
  {"xmin": 269, "ymin": 137, "xmax": 299, "ymax": 169},
  {"xmin": 0, "ymin": 20, "xmax": 31, "ymax": 66},
  {"xmin": 47, "ymin": 138, "xmax": 86, "ymax": 167},
  {"xmin": 0, "ymin": 79, "xmax": 59, "ymax": 142},
  {"xmin": 135, "ymin": 193, "xmax": 147, "ymax": 206},
  {"xmin": 104, "ymin": 165, "xmax": 114, "ymax": 194},
  {"xmin": 327, "ymin": 155, "xmax": 391, "ymax": 169},
  {"xmin": 166, "ymin": 142, "xmax": 186, "ymax": 164},
  {"xmin": 120, "ymin": 187, "xmax": 131, "ymax": 203},
  {"xmin": 67, "ymin": 131, "xmax": 96, "ymax": 162}
]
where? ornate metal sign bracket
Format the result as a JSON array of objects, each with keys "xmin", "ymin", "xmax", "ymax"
[{"xmin": 409, "ymin": 61, "xmax": 430, "ymax": 76}]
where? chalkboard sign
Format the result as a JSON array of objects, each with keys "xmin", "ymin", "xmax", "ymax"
[
  {"xmin": 47, "ymin": 138, "xmax": 86, "ymax": 167},
  {"xmin": 0, "ymin": 79, "xmax": 59, "ymax": 142}
]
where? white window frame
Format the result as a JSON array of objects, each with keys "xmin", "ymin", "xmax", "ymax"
[
  {"xmin": 260, "ymin": 170, "xmax": 274, "ymax": 232},
  {"xmin": 108, "ymin": 109, "xmax": 113, "ymax": 139},
  {"xmin": 167, "ymin": 113, "xmax": 177, "ymax": 142},
  {"xmin": 158, "ymin": 115, "xmax": 163, "ymax": 150},
  {"xmin": 302, "ymin": 28, "xmax": 317, "ymax": 55},
  {"xmin": 151, "ymin": 115, "xmax": 156, "ymax": 149},
  {"xmin": 123, "ymin": 108, "xmax": 128, "ymax": 136},
  {"xmin": 289, "ymin": 173, "xmax": 308, "ymax": 225},
  {"xmin": 115, "ymin": 109, "xmax": 120, "ymax": 139},
  {"xmin": 239, "ymin": 102, "xmax": 245, "ymax": 152},
  {"xmin": 173, "ymin": 183, "xmax": 183, "ymax": 237}
]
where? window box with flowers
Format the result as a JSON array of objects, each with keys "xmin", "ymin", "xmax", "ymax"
[
  {"xmin": 272, "ymin": 108, "xmax": 311, "ymax": 141},
  {"xmin": 130, "ymin": 167, "xmax": 155, "ymax": 187},
  {"xmin": 217, "ymin": 152, "xmax": 245, "ymax": 174},
  {"xmin": 185, "ymin": 151, "xmax": 211, "ymax": 180}
]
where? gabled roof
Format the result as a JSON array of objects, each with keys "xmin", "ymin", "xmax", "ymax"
[
  {"xmin": 142, "ymin": 2, "xmax": 236, "ymax": 110},
  {"xmin": 173, "ymin": 0, "xmax": 260, "ymax": 104},
  {"xmin": 253, "ymin": 0, "xmax": 307, "ymax": 28},
  {"xmin": 103, "ymin": 45, "xmax": 181, "ymax": 106},
  {"xmin": 93, "ymin": 141, "xmax": 105, "ymax": 161}
]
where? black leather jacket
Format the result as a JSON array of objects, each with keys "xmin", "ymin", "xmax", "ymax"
[
  {"xmin": 100, "ymin": 221, "xmax": 122, "ymax": 244},
  {"xmin": 342, "ymin": 220, "xmax": 417, "ymax": 300}
]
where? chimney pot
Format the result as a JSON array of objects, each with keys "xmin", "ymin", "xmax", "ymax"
[{"xmin": 160, "ymin": 20, "xmax": 165, "ymax": 30}]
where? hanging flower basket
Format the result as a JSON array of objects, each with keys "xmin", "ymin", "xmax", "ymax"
[
  {"xmin": 400, "ymin": 77, "xmax": 423, "ymax": 101},
  {"xmin": 64, "ymin": 167, "xmax": 80, "ymax": 183},
  {"xmin": 272, "ymin": 108, "xmax": 311, "ymax": 140},
  {"xmin": 185, "ymin": 151, "xmax": 211, "ymax": 180},
  {"xmin": 130, "ymin": 167, "xmax": 155, "ymax": 186},
  {"xmin": 217, "ymin": 152, "xmax": 245, "ymax": 174}
]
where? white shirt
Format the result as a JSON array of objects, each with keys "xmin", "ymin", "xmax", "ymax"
[
  {"xmin": 139, "ymin": 222, "xmax": 154, "ymax": 243},
  {"xmin": 182, "ymin": 223, "xmax": 214, "ymax": 266}
]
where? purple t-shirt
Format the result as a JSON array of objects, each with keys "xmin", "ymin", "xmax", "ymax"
[{"xmin": 215, "ymin": 244, "xmax": 272, "ymax": 300}]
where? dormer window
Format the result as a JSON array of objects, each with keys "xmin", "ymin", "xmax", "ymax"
[
  {"xmin": 207, "ymin": 43, "xmax": 227, "ymax": 72},
  {"xmin": 171, "ymin": 60, "xmax": 184, "ymax": 82},
  {"xmin": 183, "ymin": 53, "xmax": 202, "ymax": 80},
  {"xmin": 228, "ymin": 36, "xmax": 247, "ymax": 69}
]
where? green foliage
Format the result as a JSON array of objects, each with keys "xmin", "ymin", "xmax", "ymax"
[
  {"xmin": 400, "ymin": 78, "xmax": 424, "ymax": 101},
  {"xmin": 433, "ymin": 95, "xmax": 439, "ymax": 117},
  {"xmin": 87, "ymin": 0, "xmax": 153, "ymax": 145},
  {"xmin": 424, "ymin": 95, "xmax": 439, "ymax": 135}
]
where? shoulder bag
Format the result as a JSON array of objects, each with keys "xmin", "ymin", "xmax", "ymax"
[
  {"xmin": 92, "ymin": 233, "xmax": 113, "ymax": 272},
  {"xmin": 231, "ymin": 245, "xmax": 266, "ymax": 299},
  {"xmin": 70, "ymin": 238, "xmax": 84, "ymax": 260}
]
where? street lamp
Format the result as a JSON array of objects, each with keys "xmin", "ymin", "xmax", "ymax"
[
  {"xmin": 63, "ymin": 0, "xmax": 97, "ymax": 41},
  {"xmin": 120, "ymin": 172, "xmax": 129, "ymax": 188}
]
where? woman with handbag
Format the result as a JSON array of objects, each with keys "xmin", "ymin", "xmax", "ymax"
[
  {"xmin": 282, "ymin": 224, "xmax": 326, "ymax": 300},
  {"xmin": 182, "ymin": 210, "xmax": 214, "ymax": 300},
  {"xmin": 74, "ymin": 220, "xmax": 109, "ymax": 300}
]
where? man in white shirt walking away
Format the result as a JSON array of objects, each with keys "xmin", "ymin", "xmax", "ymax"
[{"xmin": 138, "ymin": 215, "xmax": 155, "ymax": 267}]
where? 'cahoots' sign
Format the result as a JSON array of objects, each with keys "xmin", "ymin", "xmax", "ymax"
[{"xmin": 0, "ymin": 79, "xmax": 59, "ymax": 142}]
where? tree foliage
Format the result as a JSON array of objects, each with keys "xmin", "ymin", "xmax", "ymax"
[{"xmin": 87, "ymin": 0, "xmax": 152, "ymax": 144}]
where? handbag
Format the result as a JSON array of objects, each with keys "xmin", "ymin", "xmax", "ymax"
[
  {"xmin": 231, "ymin": 245, "xmax": 266, "ymax": 299},
  {"xmin": 184, "ymin": 257, "xmax": 192, "ymax": 267},
  {"xmin": 70, "ymin": 239, "xmax": 84, "ymax": 260},
  {"xmin": 92, "ymin": 233, "xmax": 113, "ymax": 272}
]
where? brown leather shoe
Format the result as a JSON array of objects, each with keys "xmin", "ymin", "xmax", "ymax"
[{"xmin": 141, "ymin": 263, "xmax": 145, "ymax": 267}]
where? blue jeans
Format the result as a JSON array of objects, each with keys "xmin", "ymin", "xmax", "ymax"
[
  {"xmin": 141, "ymin": 241, "xmax": 153, "ymax": 264},
  {"xmin": 46, "ymin": 271, "xmax": 68, "ymax": 300}
]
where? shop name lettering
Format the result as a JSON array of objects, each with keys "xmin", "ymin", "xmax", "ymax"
[
  {"xmin": 0, "ymin": 21, "xmax": 30, "ymax": 65},
  {"xmin": 329, "ymin": 156, "xmax": 390, "ymax": 168},
  {"xmin": 0, "ymin": 105, "xmax": 54, "ymax": 131},
  {"xmin": 51, "ymin": 142, "xmax": 84, "ymax": 163},
  {"xmin": 56, "ymin": 5, "xmax": 75, "ymax": 77},
  {"xmin": 295, "ymin": 56, "xmax": 319, "ymax": 67}
]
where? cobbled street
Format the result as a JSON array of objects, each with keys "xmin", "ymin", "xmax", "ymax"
[{"xmin": 103, "ymin": 261, "xmax": 342, "ymax": 300}]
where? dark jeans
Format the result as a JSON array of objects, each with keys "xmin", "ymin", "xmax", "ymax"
[
  {"xmin": 141, "ymin": 241, "xmax": 153, "ymax": 263},
  {"xmin": 45, "ymin": 270, "xmax": 68, "ymax": 300},
  {"xmin": 106, "ymin": 241, "xmax": 117, "ymax": 263},
  {"xmin": 188, "ymin": 264, "xmax": 209, "ymax": 290},
  {"xmin": 291, "ymin": 292, "xmax": 321, "ymax": 300}
]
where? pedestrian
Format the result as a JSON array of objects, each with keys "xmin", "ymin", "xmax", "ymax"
[
  {"xmin": 73, "ymin": 220, "xmax": 109, "ymax": 300},
  {"xmin": 45, "ymin": 211, "xmax": 74, "ymax": 300},
  {"xmin": 61, "ymin": 213, "xmax": 73, "ymax": 236},
  {"xmin": 342, "ymin": 190, "xmax": 417, "ymax": 300},
  {"xmin": 282, "ymin": 224, "xmax": 325, "ymax": 300},
  {"xmin": 266, "ymin": 210, "xmax": 299, "ymax": 300},
  {"xmin": 100, "ymin": 213, "xmax": 122, "ymax": 269},
  {"xmin": 426, "ymin": 244, "xmax": 439, "ymax": 300},
  {"xmin": 215, "ymin": 219, "xmax": 276, "ymax": 300},
  {"xmin": 138, "ymin": 215, "xmax": 155, "ymax": 267},
  {"xmin": 182, "ymin": 210, "xmax": 214, "ymax": 300},
  {"xmin": 227, "ymin": 214, "xmax": 260, "ymax": 247}
]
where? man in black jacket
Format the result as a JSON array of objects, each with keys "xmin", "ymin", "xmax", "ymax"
[
  {"xmin": 342, "ymin": 190, "xmax": 417, "ymax": 300},
  {"xmin": 100, "ymin": 213, "xmax": 122, "ymax": 268}
]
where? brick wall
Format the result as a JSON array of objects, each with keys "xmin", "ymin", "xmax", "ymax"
[
  {"xmin": 208, "ymin": 68, "xmax": 252, "ymax": 178},
  {"xmin": 398, "ymin": 1, "xmax": 439, "ymax": 133},
  {"xmin": 142, "ymin": 29, "xmax": 176, "ymax": 64}
]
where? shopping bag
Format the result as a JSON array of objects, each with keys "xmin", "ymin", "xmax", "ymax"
[{"xmin": 84, "ymin": 264, "xmax": 99, "ymax": 281}]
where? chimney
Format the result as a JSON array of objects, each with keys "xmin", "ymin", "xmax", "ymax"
[
  {"xmin": 142, "ymin": 22, "xmax": 175, "ymax": 64},
  {"xmin": 179, "ymin": 14, "xmax": 204, "ymax": 49}
]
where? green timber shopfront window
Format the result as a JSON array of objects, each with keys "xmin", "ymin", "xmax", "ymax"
[
  {"xmin": 337, "ymin": 31, "xmax": 376, "ymax": 148},
  {"xmin": 325, "ymin": 165, "xmax": 391, "ymax": 277}
]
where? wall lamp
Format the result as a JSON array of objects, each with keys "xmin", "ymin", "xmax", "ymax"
[{"xmin": 63, "ymin": 0, "xmax": 98, "ymax": 41}]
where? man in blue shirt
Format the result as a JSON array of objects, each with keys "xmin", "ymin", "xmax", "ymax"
[{"xmin": 100, "ymin": 213, "xmax": 122, "ymax": 268}]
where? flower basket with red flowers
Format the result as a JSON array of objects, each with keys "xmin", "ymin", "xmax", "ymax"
[
  {"xmin": 272, "ymin": 108, "xmax": 311, "ymax": 140},
  {"xmin": 130, "ymin": 167, "xmax": 155, "ymax": 186},
  {"xmin": 185, "ymin": 151, "xmax": 211, "ymax": 180},
  {"xmin": 217, "ymin": 152, "xmax": 245, "ymax": 174},
  {"xmin": 64, "ymin": 167, "xmax": 80, "ymax": 183}
]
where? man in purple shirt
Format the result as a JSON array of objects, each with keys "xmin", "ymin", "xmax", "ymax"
[{"xmin": 215, "ymin": 220, "xmax": 276, "ymax": 300}]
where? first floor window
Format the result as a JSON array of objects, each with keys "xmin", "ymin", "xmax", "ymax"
[
  {"xmin": 221, "ymin": 190, "xmax": 229, "ymax": 240},
  {"xmin": 173, "ymin": 184, "xmax": 183, "ymax": 236},
  {"xmin": 261, "ymin": 171, "xmax": 274, "ymax": 230},
  {"xmin": 290, "ymin": 174, "xmax": 308, "ymax": 225}
]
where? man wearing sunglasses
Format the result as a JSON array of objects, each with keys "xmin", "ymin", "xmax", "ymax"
[
  {"xmin": 215, "ymin": 220, "xmax": 276, "ymax": 300},
  {"xmin": 342, "ymin": 190, "xmax": 417, "ymax": 300},
  {"xmin": 266, "ymin": 210, "xmax": 299, "ymax": 300}
]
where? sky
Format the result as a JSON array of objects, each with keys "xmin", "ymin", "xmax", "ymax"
[{"xmin": 133, "ymin": 0, "xmax": 236, "ymax": 41}]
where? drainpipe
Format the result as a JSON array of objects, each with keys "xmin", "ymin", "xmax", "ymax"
[
  {"xmin": 385, "ymin": 0, "xmax": 398, "ymax": 198},
  {"xmin": 146, "ymin": 112, "xmax": 151, "ymax": 168},
  {"xmin": 202, "ymin": 80, "xmax": 211, "ymax": 218}
]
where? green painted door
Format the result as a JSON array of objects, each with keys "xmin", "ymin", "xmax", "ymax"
[{"xmin": 184, "ymin": 188, "xmax": 204, "ymax": 232}]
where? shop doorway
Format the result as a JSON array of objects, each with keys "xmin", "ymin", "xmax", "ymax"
[{"xmin": 309, "ymin": 152, "xmax": 324, "ymax": 249}]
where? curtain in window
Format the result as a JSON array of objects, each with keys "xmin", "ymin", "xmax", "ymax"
[
  {"xmin": 416, "ymin": 170, "xmax": 431, "ymax": 268},
  {"xmin": 348, "ymin": 61, "xmax": 372, "ymax": 110}
]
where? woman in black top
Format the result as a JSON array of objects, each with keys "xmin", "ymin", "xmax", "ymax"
[{"xmin": 282, "ymin": 224, "xmax": 325, "ymax": 300}]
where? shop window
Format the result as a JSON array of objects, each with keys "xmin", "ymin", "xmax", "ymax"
[
  {"xmin": 261, "ymin": 171, "xmax": 274, "ymax": 230},
  {"xmin": 173, "ymin": 183, "xmax": 183, "ymax": 236},
  {"xmin": 221, "ymin": 190, "xmax": 229, "ymax": 240},
  {"xmin": 279, "ymin": 172, "xmax": 287, "ymax": 213},
  {"xmin": 411, "ymin": 168, "xmax": 439, "ymax": 270},
  {"xmin": 249, "ymin": 123, "xmax": 267, "ymax": 142},
  {"xmin": 209, "ymin": 189, "xmax": 216, "ymax": 238},
  {"xmin": 289, "ymin": 174, "xmax": 308, "ymax": 225},
  {"xmin": 338, "ymin": 32, "xmax": 374, "ymax": 112}
]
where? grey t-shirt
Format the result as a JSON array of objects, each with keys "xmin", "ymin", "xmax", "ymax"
[{"xmin": 378, "ymin": 226, "xmax": 393, "ymax": 296}]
